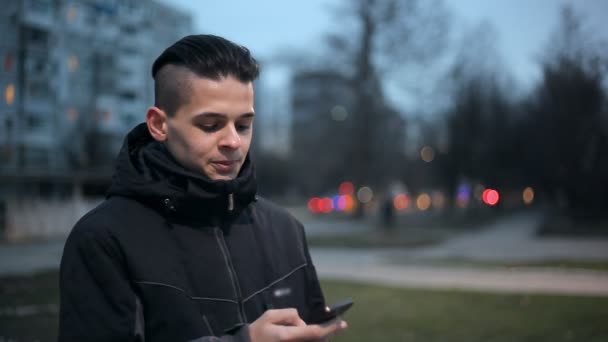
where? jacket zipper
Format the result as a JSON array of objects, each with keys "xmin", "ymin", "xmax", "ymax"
[
  {"xmin": 214, "ymin": 228, "xmax": 247, "ymax": 323},
  {"xmin": 227, "ymin": 193, "xmax": 234, "ymax": 212}
]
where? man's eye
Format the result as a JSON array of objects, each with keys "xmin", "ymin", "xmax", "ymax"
[
  {"xmin": 198, "ymin": 123, "xmax": 219, "ymax": 132},
  {"xmin": 237, "ymin": 124, "xmax": 251, "ymax": 132}
]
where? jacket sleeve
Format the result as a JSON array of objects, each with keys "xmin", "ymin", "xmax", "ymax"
[
  {"xmin": 58, "ymin": 222, "xmax": 143, "ymax": 342},
  {"xmin": 297, "ymin": 222, "xmax": 328, "ymax": 324},
  {"xmin": 58, "ymin": 221, "xmax": 251, "ymax": 342}
]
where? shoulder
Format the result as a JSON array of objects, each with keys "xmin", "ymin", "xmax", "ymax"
[{"xmin": 66, "ymin": 196, "xmax": 159, "ymax": 247}]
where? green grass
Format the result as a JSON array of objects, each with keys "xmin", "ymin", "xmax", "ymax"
[
  {"xmin": 2, "ymin": 271, "xmax": 607, "ymax": 341},
  {"xmin": 387, "ymin": 258, "xmax": 608, "ymax": 272},
  {"xmin": 0, "ymin": 271, "xmax": 59, "ymax": 341},
  {"xmin": 321, "ymin": 280, "xmax": 608, "ymax": 342}
]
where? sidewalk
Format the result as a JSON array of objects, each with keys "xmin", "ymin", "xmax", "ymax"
[
  {"xmin": 0, "ymin": 238, "xmax": 65, "ymax": 276},
  {"xmin": 311, "ymin": 248, "xmax": 608, "ymax": 297},
  {"xmin": 401, "ymin": 211, "xmax": 608, "ymax": 261}
]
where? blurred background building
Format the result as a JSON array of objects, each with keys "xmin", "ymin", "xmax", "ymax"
[
  {"xmin": 1, "ymin": 0, "xmax": 607, "ymax": 241},
  {"xmin": 0, "ymin": 0, "xmax": 191, "ymax": 198}
]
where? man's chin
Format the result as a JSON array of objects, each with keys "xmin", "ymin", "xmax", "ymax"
[
  {"xmin": 206, "ymin": 171, "xmax": 237, "ymax": 181},
  {"xmin": 212, "ymin": 175, "xmax": 236, "ymax": 181}
]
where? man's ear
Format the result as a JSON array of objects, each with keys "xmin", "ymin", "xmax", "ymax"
[{"xmin": 146, "ymin": 106, "xmax": 168, "ymax": 142}]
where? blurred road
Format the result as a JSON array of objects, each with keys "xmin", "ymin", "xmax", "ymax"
[
  {"xmin": 0, "ymin": 238, "xmax": 65, "ymax": 276},
  {"xmin": 401, "ymin": 211, "xmax": 608, "ymax": 261},
  {"xmin": 309, "ymin": 211, "xmax": 608, "ymax": 296},
  {"xmin": 314, "ymin": 261, "xmax": 608, "ymax": 297},
  {"xmin": 2, "ymin": 211, "xmax": 608, "ymax": 296}
]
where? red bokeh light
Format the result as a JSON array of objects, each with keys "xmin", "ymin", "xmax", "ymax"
[
  {"xmin": 393, "ymin": 193, "xmax": 410, "ymax": 210},
  {"xmin": 308, "ymin": 197, "xmax": 321, "ymax": 213},
  {"xmin": 482, "ymin": 189, "xmax": 500, "ymax": 206},
  {"xmin": 339, "ymin": 181, "xmax": 354, "ymax": 195},
  {"xmin": 320, "ymin": 197, "xmax": 334, "ymax": 213}
]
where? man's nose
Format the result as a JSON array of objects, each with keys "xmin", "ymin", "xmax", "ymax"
[{"xmin": 219, "ymin": 125, "xmax": 241, "ymax": 149}]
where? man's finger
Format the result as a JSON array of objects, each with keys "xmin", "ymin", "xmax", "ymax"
[
  {"xmin": 280, "ymin": 319, "xmax": 347, "ymax": 340},
  {"xmin": 265, "ymin": 308, "xmax": 307, "ymax": 327}
]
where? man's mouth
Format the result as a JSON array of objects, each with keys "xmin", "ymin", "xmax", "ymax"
[{"xmin": 211, "ymin": 160, "xmax": 240, "ymax": 172}]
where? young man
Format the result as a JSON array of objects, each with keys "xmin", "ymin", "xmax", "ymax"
[{"xmin": 58, "ymin": 35, "xmax": 347, "ymax": 342}]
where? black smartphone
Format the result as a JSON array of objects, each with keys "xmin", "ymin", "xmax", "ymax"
[{"xmin": 310, "ymin": 297, "xmax": 354, "ymax": 324}]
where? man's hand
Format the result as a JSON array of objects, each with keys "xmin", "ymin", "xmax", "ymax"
[{"xmin": 248, "ymin": 308, "xmax": 347, "ymax": 342}]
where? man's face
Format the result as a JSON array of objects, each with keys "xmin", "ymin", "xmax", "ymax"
[{"xmin": 163, "ymin": 74, "xmax": 255, "ymax": 180}]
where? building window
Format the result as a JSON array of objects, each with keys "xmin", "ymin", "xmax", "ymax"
[
  {"xmin": 0, "ymin": 145, "xmax": 13, "ymax": 164},
  {"xmin": 27, "ymin": 115, "xmax": 44, "ymax": 129},
  {"xmin": 4, "ymin": 83, "xmax": 15, "ymax": 105},
  {"xmin": 4, "ymin": 54, "xmax": 13, "ymax": 72},
  {"xmin": 27, "ymin": 0, "xmax": 52, "ymax": 15},
  {"xmin": 26, "ymin": 56, "xmax": 47, "ymax": 74},
  {"xmin": 67, "ymin": 5, "xmax": 78, "ymax": 22},
  {"xmin": 68, "ymin": 55, "xmax": 79, "ymax": 72},
  {"xmin": 26, "ymin": 80, "xmax": 50, "ymax": 99},
  {"xmin": 66, "ymin": 107, "xmax": 78, "ymax": 121},
  {"xmin": 120, "ymin": 91, "xmax": 137, "ymax": 101},
  {"xmin": 24, "ymin": 26, "xmax": 48, "ymax": 45}
]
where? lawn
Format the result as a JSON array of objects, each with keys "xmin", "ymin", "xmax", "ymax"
[
  {"xmin": 386, "ymin": 257, "xmax": 608, "ymax": 272},
  {"xmin": 322, "ymin": 280, "xmax": 608, "ymax": 342},
  {"xmin": 1, "ymin": 271, "xmax": 607, "ymax": 341}
]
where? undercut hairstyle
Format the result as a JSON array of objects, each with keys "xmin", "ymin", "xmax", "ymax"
[{"xmin": 151, "ymin": 34, "xmax": 260, "ymax": 116}]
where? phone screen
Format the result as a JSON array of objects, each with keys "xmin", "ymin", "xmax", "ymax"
[{"xmin": 309, "ymin": 297, "xmax": 354, "ymax": 324}]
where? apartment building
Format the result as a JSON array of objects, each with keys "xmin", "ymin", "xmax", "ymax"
[{"xmin": 0, "ymin": 0, "xmax": 192, "ymax": 179}]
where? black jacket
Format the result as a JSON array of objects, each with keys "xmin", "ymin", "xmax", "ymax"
[{"xmin": 58, "ymin": 123, "xmax": 326, "ymax": 342}]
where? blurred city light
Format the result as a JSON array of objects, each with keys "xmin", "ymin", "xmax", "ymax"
[
  {"xmin": 307, "ymin": 197, "xmax": 321, "ymax": 213},
  {"xmin": 420, "ymin": 146, "xmax": 435, "ymax": 163},
  {"xmin": 339, "ymin": 181, "xmax": 354, "ymax": 195},
  {"xmin": 357, "ymin": 186, "xmax": 373, "ymax": 204},
  {"xmin": 332, "ymin": 195, "xmax": 342, "ymax": 210},
  {"xmin": 67, "ymin": 6, "xmax": 78, "ymax": 21},
  {"xmin": 457, "ymin": 184, "xmax": 471, "ymax": 208},
  {"xmin": 416, "ymin": 193, "xmax": 431, "ymax": 211},
  {"xmin": 523, "ymin": 187, "xmax": 535, "ymax": 205},
  {"xmin": 5, "ymin": 83, "xmax": 15, "ymax": 105},
  {"xmin": 320, "ymin": 197, "xmax": 334, "ymax": 213},
  {"xmin": 4, "ymin": 54, "xmax": 13, "ymax": 71},
  {"xmin": 330, "ymin": 105, "xmax": 348, "ymax": 121},
  {"xmin": 308, "ymin": 192, "xmax": 355, "ymax": 214},
  {"xmin": 482, "ymin": 189, "xmax": 500, "ymax": 206},
  {"xmin": 393, "ymin": 193, "xmax": 410, "ymax": 210},
  {"xmin": 68, "ymin": 55, "xmax": 79, "ymax": 72},
  {"xmin": 432, "ymin": 191, "xmax": 446, "ymax": 209},
  {"xmin": 341, "ymin": 195, "xmax": 356, "ymax": 212},
  {"xmin": 66, "ymin": 107, "xmax": 78, "ymax": 121}
]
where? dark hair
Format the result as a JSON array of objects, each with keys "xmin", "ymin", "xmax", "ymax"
[{"xmin": 152, "ymin": 34, "xmax": 260, "ymax": 116}]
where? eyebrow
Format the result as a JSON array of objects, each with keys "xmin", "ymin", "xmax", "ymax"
[{"xmin": 194, "ymin": 112, "xmax": 255, "ymax": 119}]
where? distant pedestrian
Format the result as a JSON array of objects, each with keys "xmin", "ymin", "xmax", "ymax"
[{"xmin": 381, "ymin": 194, "xmax": 395, "ymax": 229}]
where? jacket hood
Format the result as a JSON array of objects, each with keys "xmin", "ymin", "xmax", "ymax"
[{"xmin": 107, "ymin": 123, "xmax": 257, "ymax": 219}]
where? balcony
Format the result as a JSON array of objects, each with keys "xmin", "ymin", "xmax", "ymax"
[{"xmin": 22, "ymin": 0, "xmax": 55, "ymax": 30}]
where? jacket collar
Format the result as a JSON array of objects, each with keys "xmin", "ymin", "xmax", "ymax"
[{"xmin": 107, "ymin": 123, "xmax": 257, "ymax": 220}]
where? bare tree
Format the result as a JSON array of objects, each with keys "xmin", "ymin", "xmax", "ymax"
[
  {"xmin": 438, "ymin": 21, "xmax": 516, "ymax": 211},
  {"xmin": 325, "ymin": 0, "xmax": 451, "ymax": 194},
  {"xmin": 524, "ymin": 7, "xmax": 608, "ymax": 219}
]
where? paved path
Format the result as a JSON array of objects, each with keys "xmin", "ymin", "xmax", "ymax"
[
  {"xmin": 2, "ymin": 212, "xmax": 608, "ymax": 297},
  {"xmin": 306, "ymin": 212, "xmax": 608, "ymax": 296},
  {"xmin": 0, "ymin": 238, "xmax": 65, "ymax": 276},
  {"xmin": 310, "ymin": 248, "xmax": 608, "ymax": 297},
  {"xmin": 400, "ymin": 211, "xmax": 608, "ymax": 261}
]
